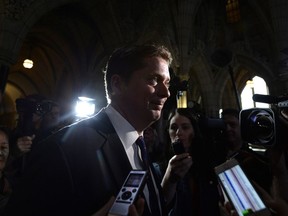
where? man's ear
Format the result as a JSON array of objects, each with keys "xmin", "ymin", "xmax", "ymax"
[{"xmin": 110, "ymin": 74, "xmax": 125, "ymax": 95}]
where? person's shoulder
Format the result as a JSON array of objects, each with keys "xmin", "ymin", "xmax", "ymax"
[
  {"xmin": 35, "ymin": 113, "xmax": 109, "ymax": 152},
  {"xmin": 56, "ymin": 109, "xmax": 109, "ymax": 131}
]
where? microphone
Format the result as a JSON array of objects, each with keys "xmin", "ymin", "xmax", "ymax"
[
  {"xmin": 252, "ymin": 94, "xmax": 278, "ymax": 104},
  {"xmin": 253, "ymin": 94, "xmax": 288, "ymax": 104}
]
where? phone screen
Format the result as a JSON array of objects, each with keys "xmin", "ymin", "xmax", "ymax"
[{"xmin": 215, "ymin": 159, "xmax": 271, "ymax": 216}]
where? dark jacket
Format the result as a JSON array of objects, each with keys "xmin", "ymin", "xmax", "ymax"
[{"xmin": 4, "ymin": 110, "xmax": 166, "ymax": 216}]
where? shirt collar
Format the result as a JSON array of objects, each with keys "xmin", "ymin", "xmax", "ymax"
[{"xmin": 105, "ymin": 105, "xmax": 139, "ymax": 150}]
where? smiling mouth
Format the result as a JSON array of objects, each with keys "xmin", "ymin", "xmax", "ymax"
[
  {"xmin": 150, "ymin": 104, "xmax": 164, "ymax": 111},
  {"xmin": 150, "ymin": 100, "xmax": 165, "ymax": 107}
]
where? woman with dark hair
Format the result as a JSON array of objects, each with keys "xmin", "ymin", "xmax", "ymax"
[
  {"xmin": 161, "ymin": 108, "xmax": 222, "ymax": 216},
  {"xmin": 167, "ymin": 108, "xmax": 203, "ymax": 158}
]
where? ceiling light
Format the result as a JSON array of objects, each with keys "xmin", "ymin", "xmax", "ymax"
[{"xmin": 23, "ymin": 59, "xmax": 33, "ymax": 69}]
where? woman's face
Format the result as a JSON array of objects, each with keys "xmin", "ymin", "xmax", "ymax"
[
  {"xmin": 169, "ymin": 113, "xmax": 195, "ymax": 151},
  {"xmin": 0, "ymin": 131, "xmax": 9, "ymax": 171}
]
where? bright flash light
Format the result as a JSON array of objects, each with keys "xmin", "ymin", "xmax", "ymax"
[{"xmin": 75, "ymin": 97, "xmax": 95, "ymax": 118}]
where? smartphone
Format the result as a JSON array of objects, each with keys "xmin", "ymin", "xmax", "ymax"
[
  {"xmin": 108, "ymin": 170, "xmax": 148, "ymax": 216},
  {"xmin": 214, "ymin": 158, "xmax": 271, "ymax": 216},
  {"xmin": 171, "ymin": 139, "xmax": 185, "ymax": 155}
]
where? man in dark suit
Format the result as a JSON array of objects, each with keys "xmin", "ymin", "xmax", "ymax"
[{"xmin": 4, "ymin": 44, "xmax": 172, "ymax": 216}]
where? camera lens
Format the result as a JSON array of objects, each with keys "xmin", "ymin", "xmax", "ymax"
[
  {"xmin": 247, "ymin": 109, "xmax": 275, "ymax": 145},
  {"xmin": 252, "ymin": 113, "xmax": 273, "ymax": 138}
]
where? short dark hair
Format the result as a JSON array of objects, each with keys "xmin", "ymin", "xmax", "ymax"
[
  {"xmin": 104, "ymin": 44, "xmax": 172, "ymax": 100},
  {"xmin": 166, "ymin": 108, "xmax": 206, "ymax": 166},
  {"xmin": 167, "ymin": 108, "xmax": 202, "ymax": 143},
  {"xmin": 0, "ymin": 125, "xmax": 11, "ymax": 140},
  {"xmin": 168, "ymin": 108, "xmax": 199, "ymax": 128}
]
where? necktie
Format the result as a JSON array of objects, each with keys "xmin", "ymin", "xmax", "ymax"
[
  {"xmin": 136, "ymin": 136, "xmax": 161, "ymax": 216},
  {"xmin": 136, "ymin": 136, "xmax": 149, "ymax": 169}
]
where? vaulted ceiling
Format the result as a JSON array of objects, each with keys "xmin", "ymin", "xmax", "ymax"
[{"xmin": 0, "ymin": 0, "xmax": 286, "ymax": 127}]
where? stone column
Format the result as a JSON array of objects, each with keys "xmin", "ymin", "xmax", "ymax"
[
  {"xmin": 270, "ymin": 0, "xmax": 288, "ymax": 84},
  {"xmin": 0, "ymin": 64, "xmax": 9, "ymax": 95}
]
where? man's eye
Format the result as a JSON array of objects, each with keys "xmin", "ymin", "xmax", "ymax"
[
  {"xmin": 148, "ymin": 77, "xmax": 158, "ymax": 85},
  {"xmin": 170, "ymin": 125, "xmax": 178, "ymax": 131}
]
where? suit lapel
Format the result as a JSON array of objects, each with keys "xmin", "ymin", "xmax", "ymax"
[
  {"xmin": 89, "ymin": 111, "xmax": 164, "ymax": 214},
  {"xmin": 103, "ymin": 133, "xmax": 132, "ymax": 189},
  {"xmin": 90, "ymin": 111, "xmax": 132, "ymax": 190},
  {"xmin": 150, "ymin": 164, "xmax": 167, "ymax": 215}
]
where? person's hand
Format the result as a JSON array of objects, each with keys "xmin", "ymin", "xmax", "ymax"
[
  {"xmin": 161, "ymin": 153, "xmax": 193, "ymax": 203},
  {"xmin": 91, "ymin": 196, "xmax": 145, "ymax": 216},
  {"xmin": 218, "ymin": 201, "xmax": 239, "ymax": 216},
  {"xmin": 254, "ymin": 181, "xmax": 288, "ymax": 216},
  {"xmin": 165, "ymin": 153, "xmax": 193, "ymax": 183},
  {"xmin": 128, "ymin": 197, "xmax": 145, "ymax": 216},
  {"xmin": 92, "ymin": 196, "xmax": 115, "ymax": 216},
  {"xmin": 266, "ymin": 149, "xmax": 288, "ymax": 202},
  {"xmin": 17, "ymin": 135, "xmax": 35, "ymax": 153},
  {"xmin": 266, "ymin": 149, "xmax": 287, "ymax": 176}
]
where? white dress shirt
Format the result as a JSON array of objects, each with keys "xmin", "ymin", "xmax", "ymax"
[
  {"xmin": 104, "ymin": 105, "xmax": 142, "ymax": 169},
  {"xmin": 105, "ymin": 105, "xmax": 162, "ymax": 215}
]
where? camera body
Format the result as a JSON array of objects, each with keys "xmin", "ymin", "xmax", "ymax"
[
  {"xmin": 240, "ymin": 94, "xmax": 288, "ymax": 149},
  {"xmin": 16, "ymin": 98, "xmax": 53, "ymax": 116},
  {"xmin": 15, "ymin": 98, "xmax": 54, "ymax": 136},
  {"xmin": 108, "ymin": 170, "xmax": 148, "ymax": 216}
]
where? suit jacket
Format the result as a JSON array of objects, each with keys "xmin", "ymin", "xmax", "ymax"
[{"xmin": 4, "ymin": 110, "xmax": 166, "ymax": 216}]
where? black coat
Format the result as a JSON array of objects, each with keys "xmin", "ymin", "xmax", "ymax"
[{"xmin": 4, "ymin": 110, "xmax": 166, "ymax": 216}]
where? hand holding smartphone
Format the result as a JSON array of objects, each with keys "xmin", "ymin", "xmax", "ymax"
[
  {"xmin": 171, "ymin": 139, "xmax": 185, "ymax": 155},
  {"xmin": 214, "ymin": 158, "xmax": 271, "ymax": 216}
]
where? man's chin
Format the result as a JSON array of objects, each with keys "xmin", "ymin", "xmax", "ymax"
[{"xmin": 150, "ymin": 110, "xmax": 162, "ymax": 120}]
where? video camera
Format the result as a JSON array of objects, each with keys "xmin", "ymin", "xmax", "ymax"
[
  {"xmin": 15, "ymin": 97, "xmax": 54, "ymax": 136},
  {"xmin": 16, "ymin": 98, "xmax": 53, "ymax": 116},
  {"xmin": 240, "ymin": 94, "xmax": 288, "ymax": 149}
]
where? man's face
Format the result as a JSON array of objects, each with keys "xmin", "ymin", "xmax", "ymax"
[
  {"xmin": 223, "ymin": 114, "xmax": 242, "ymax": 150},
  {"xmin": 112, "ymin": 57, "xmax": 170, "ymax": 130}
]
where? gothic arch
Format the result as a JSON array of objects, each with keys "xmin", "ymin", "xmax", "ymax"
[{"xmin": 0, "ymin": 0, "xmax": 75, "ymax": 64}]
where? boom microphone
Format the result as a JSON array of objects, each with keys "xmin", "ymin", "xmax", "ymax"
[
  {"xmin": 253, "ymin": 94, "xmax": 288, "ymax": 104},
  {"xmin": 252, "ymin": 94, "xmax": 278, "ymax": 104}
]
